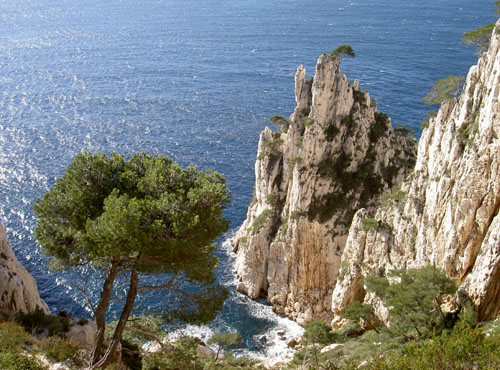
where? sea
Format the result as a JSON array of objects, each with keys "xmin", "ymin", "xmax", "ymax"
[{"xmin": 0, "ymin": 0, "xmax": 496, "ymax": 359}]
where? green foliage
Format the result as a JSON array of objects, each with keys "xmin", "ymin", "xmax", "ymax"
[
  {"xmin": 380, "ymin": 186, "xmax": 407, "ymax": 207},
  {"xmin": 262, "ymin": 137, "xmax": 284, "ymax": 150},
  {"xmin": 366, "ymin": 266, "xmax": 457, "ymax": 340},
  {"xmin": 365, "ymin": 322, "xmax": 500, "ymax": 369},
  {"xmin": 0, "ymin": 321, "xmax": 33, "ymax": 351},
  {"xmin": 330, "ymin": 44, "xmax": 356, "ymax": 61},
  {"xmin": 303, "ymin": 116, "xmax": 315, "ymax": 128},
  {"xmin": 325, "ymin": 122, "xmax": 341, "ymax": 140},
  {"xmin": 353, "ymin": 89, "xmax": 367, "ymax": 106},
  {"xmin": 340, "ymin": 114, "xmax": 356, "ymax": 130},
  {"xmin": 394, "ymin": 124, "xmax": 416, "ymax": 140},
  {"xmin": 309, "ymin": 146, "xmax": 384, "ymax": 223},
  {"xmin": 37, "ymin": 337, "xmax": 83, "ymax": 365},
  {"xmin": 266, "ymin": 193, "xmax": 281, "ymax": 208},
  {"xmin": 290, "ymin": 319, "xmax": 500, "ymax": 369},
  {"xmin": 371, "ymin": 112, "xmax": 390, "ymax": 142},
  {"xmin": 462, "ymin": 22, "xmax": 496, "ymax": 55},
  {"xmin": 344, "ymin": 301, "xmax": 380, "ymax": 333},
  {"xmin": 288, "ymin": 156, "xmax": 302, "ymax": 166},
  {"xmin": 251, "ymin": 209, "xmax": 273, "ymax": 235},
  {"xmin": 106, "ymin": 315, "xmax": 166, "ymax": 350},
  {"xmin": 142, "ymin": 336, "xmax": 201, "ymax": 370},
  {"xmin": 337, "ymin": 260, "xmax": 350, "ymax": 283},
  {"xmin": 361, "ymin": 218, "xmax": 379, "ymax": 231},
  {"xmin": 296, "ymin": 135, "xmax": 304, "ymax": 148},
  {"xmin": 458, "ymin": 301, "xmax": 478, "ymax": 329},
  {"xmin": 422, "ymin": 75, "xmax": 465, "ymax": 105},
  {"xmin": 420, "ymin": 110, "xmax": 437, "ymax": 129},
  {"xmin": 290, "ymin": 209, "xmax": 306, "ymax": 220},
  {"xmin": 0, "ymin": 352, "xmax": 47, "ymax": 370},
  {"xmin": 303, "ymin": 319, "xmax": 336, "ymax": 345},
  {"xmin": 33, "ymin": 152, "xmax": 231, "ymax": 366},
  {"xmin": 15, "ymin": 307, "xmax": 69, "ymax": 336},
  {"xmin": 207, "ymin": 332, "xmax": 242, "ymax": 359},
  {"xmin": 457, "ymin": 119, "xmax": 479, "ymax": 147},
  {"xmin": 269, "ymin": 115, "xmax": 290, "ymax": 131},
  {"xmin": 250, "ymin": 187, "xmax": 257, "ymax": 206},
  {"xmin": 207, "ymin": 332, "xmax": 242, "ymax": 347}
]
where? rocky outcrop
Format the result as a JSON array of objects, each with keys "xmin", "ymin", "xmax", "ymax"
[
  {"xmin": 332, "ymin": 22, "xmax": 500, "ymax": 324},
  {"xmin": 0, "ymin": 222, "xmax": 49, "ymax": 314},
  {"xmin": 233, "ymin": 54, "xmax": 416, "ymax": 324}
]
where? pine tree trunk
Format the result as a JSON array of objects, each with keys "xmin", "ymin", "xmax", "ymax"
[
  {"xmin": 92, "ymin": 268, "xmax": 139, "ymax": 369},
  {"xmin": 90, "ymin": 262, "xmax": 121, "ymax": 366}
]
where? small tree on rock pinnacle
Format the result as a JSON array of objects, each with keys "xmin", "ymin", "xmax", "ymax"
[{"xmin": 330, "ymin": 45, "xmax": 355, "ymax": 62}]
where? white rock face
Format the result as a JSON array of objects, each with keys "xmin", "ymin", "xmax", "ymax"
[
  {"xmin": 332, "ymin": 22, "xmax": 500, "ymax": 323},
  {"xmin": 233, "ymin": 55, "xmax": 416, "ymax": 323},
  {"xmin": 0, "ymin": 222, "xmax": 49, "ymax": 314}
]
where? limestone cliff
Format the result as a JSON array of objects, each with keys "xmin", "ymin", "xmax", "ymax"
[
  {"xmin": 233, "ymin": 54, "xmax": 416, "ymax": 324},
  {"xmin": 332, "ymin": 22, "xmax": 500, "ymax": 324},
  {"xmin": 0, "ymin": 222, "xmax": 49, "ymax": 314}
]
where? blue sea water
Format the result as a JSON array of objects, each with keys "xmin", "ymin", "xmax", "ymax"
[{"xmin": 0, "ymin": 0, "xmax": 496, "ymax": 358}]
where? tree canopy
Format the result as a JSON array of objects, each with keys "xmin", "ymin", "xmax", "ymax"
[
  {"xmin": 422, "ymin": 75, "xmax": 465, "ymax": 106},
  {"xmin": 34, "ymin": 152, "xmax": 231, "ymax": 368},
  {"xmin": 330, "ymin": 45, "xmax": 355, "ymax": 61},
  {"xmin": 461, "ymin": 1, "xmax": 500, "ymax": 54}
]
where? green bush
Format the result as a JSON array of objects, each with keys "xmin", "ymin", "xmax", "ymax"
[
  {"xmin": 0, "ymin": 321, "xmax": 33, "ymax": 351},
  {"xmin": 366, "ymin": 266, "xmax": 457, "ymax": 340},
  {"xmin": 422, "ymin": 75, "xmax": 465, "ymax": 105},
  {"xmin": 303, "ymin": 319, "xmax": 336, "ymax": 345},
  {"xmin": 269, "ymin": 115, "xmax": 290, "ymax": 131},
  {"xmin": 37, "ymin": 337, "xmax": 83, "ymax": 365},
  {"xmin": 0, "ymin": 352, "xmax": 46, "ymax": 370},
  {"xmin": 207, "ymin": 332, "xmax": 242, "ymax": 359},
  {"xmin": 380, "ymin": 186, "xmax": 406, "ymax": 207},
  {"xmin": 250, "ymin": 209, "xmax": 273, "ymax": 235},
  {"xmin": 15, "ymin": 307, "xmax": 69, "ymax": 336},
  {"xmin": 266, "ymin": 193, "xmax": 281, "ymax": 208},
  {"xmin": 365, "ymin": 323, "xmax": 500, "ymax": 369},
  {"xmin": 142, "ymin": 336, "xmax": 201, "ymax": 370},
  {"xmin": 361, "ymin": 218, "xmax": 379, "ymax": 231}
]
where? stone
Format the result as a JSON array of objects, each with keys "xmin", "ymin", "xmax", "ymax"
[
  {"xmin": 287, "ymin": 337, "xmax": 298, "ymax": 348},
  {"xmin": 262, "ymin": 356, "xmax": 286, "ymax": 369},
  {"xmin": 233, "ymin": 54, "xmax": 416, "ymax": 323},
  {"xmin": 320, "ymin": 343, "xmax": 343, "ymax": 353},
  {"xmin": 67, "ymin": 318, "xmax": 96, "ymax": 350},
  {"xmin": 0, "ymin": 222, "xmax": 49, "ymax": 314},
  {"xmin": 332, "ymin": 20, "xmax": 500, "ymax": 323},
  {"xmin": 196, "ymin": 344, "xmax": 215, "ymax": 358}
]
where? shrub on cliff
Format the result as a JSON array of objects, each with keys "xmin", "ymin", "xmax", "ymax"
[
  {"xmin": 34, "ymin": 152, "xmax": 231, "ymax": 368},
  {"xmin": 366, "ymin": 266, "xmax": 457, "ymax": 340},
  {"xmin": 207, "ymin": 332, "xmax": 242, "ymax": 359},
  {"xmin": 422, "ymin": 75, "xmax": 465, "ymax": 105}
]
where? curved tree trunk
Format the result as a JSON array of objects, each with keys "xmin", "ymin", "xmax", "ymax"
[
  {"xmin": 90, "ymin": 262, "xmax": 121, "ymax": 366},
  {"xmin": 92, "ymin": 268, "xmax": 139, "ymax": 369}
]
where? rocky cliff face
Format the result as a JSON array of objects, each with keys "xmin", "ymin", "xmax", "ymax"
[
  {"xmin": 233, "ymin": 54, "xmax": 416, "ymax": 324},
  {"xmin": 332, "ymin": 23, "xmax": 500, "ymax": 324},
  {"xmin": 0, "ymin": 222, "xmax": 49, "ymax": 314}
]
